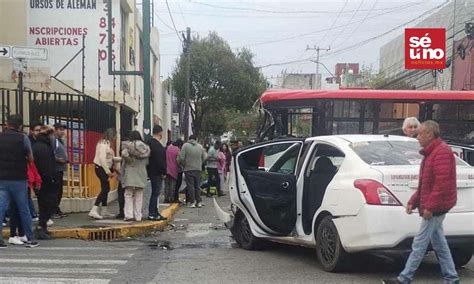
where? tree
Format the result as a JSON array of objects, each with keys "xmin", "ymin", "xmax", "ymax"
[
  {"xmin": 224, "ymin": 109, "xmax": 260, "ymax": 140},
  {"xmin": 171, "ymin": 32, "xmax": 267, "ymax": 138}
]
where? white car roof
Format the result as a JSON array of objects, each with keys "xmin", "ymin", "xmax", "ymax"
[{"xmin": 306, "ymin": 134, "xmax": 416, "ymax": 144}]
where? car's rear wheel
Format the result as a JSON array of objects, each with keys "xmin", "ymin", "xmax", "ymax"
[
  {"xmin": 234, "ymin": 211, "xmax": 266, "ymax": 250},
  {"xmin": 316, "ymin": 216, "xmax": 348, "ymax": 272},
  {"xmin": 450, "ymin": 247, "xmax": 473, "ymax": 267}
]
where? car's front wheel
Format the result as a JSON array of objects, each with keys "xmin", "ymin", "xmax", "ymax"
[
  {"xmin": 316, "ymin": 216, "xmax": 348, "ymax": 272},
  {"xmin": 450, "ymin": 247, "xmax": 473, "ymax": 267},
  {"xmin": 233, "ymin": 211, "xmax": 266, "ymax": 250}
]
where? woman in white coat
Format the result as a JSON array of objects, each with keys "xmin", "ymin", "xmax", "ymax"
[{"xmin": 121, "ymin": 131, "xmax": 150, "ymax": 221}]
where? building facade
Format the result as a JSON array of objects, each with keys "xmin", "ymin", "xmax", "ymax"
[
  {"xmin": 0, "ymin": 0, "xmax": 172, "ymax": 212},
  {"xmin": 0, "ymin": 0, "xmax": 171, "ymax": 141}
]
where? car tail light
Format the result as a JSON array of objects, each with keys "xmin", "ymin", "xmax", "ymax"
[{"xmin": 354, "ymin": 179, "xmax": 402, "ymax": 206}]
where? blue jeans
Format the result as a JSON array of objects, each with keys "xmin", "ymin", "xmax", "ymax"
[
  {"xmin": 148, "ymin": 176, "xmax": 163, "ymax": 216},
  {"xmin": 0, "ymin": 180, "xmax": 35, "ymax": 241},
  {"xmin": 398, "ymin": 214, "xmax": 458, "ymax": 283},
  {"xmin": 28, "ymin": 190, "xmax": 36, "ymax": 217}
]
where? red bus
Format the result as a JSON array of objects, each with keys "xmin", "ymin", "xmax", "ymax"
[{"xmin": 256, "ymin": 89, "xmax": 474, "ymax": 164}]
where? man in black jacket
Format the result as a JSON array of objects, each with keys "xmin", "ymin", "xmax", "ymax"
[
  {"xmin": 147, "ymin": 125, "xmax": 167, "ymax": 221},
  {"xmin": 32, "ymin": 125, "xmax": 57, "ymax": 240}
]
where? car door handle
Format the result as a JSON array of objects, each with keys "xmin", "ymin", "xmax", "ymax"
[{"xmin": 281, "ymin": 182, "xmax": 290, "ymax": 190}]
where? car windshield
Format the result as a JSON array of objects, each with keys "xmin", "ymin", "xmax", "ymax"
[{"xmin": 350, "ymin": 140, "xmax": 467, "ymax": 166}]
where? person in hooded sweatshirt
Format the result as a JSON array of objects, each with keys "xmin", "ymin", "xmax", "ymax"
[
  {"xmin": 32, "ymin": 125, "xmax": 57, "ymax": 240},
  {"xmin": 178, "ymin": 135, "xmax": 207, "ymax": 208},
  {"xmin": 121, "ymin": 131, "xmax": 150, "ymax": 222}
]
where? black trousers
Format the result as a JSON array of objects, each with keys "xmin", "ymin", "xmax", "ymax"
[
  {"xmin": 206, "ymin": 168, "xmax": 221, "ymax": 194},
  {"xmin": 94, "ymin": 166, "xmax": 110, "ymax": 206},
  {"xmin": 117, "ymin": 182, "xmax": 125, "ymax": 215},
  {"xmin": 55, "ymin": 171, "xmax": 64, "ymax": 213},
  {"xmin": 38, "ymin": 178, "xmax": 57, "ymax": 230},
  {"xmin": 174, "ymin": 172, "xmax": 183, "ymax": 202}
]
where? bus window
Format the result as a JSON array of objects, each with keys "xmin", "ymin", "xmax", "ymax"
[
  {"xmin": 288, "ymin": 108, "xmax": 312, "ymax": 137},
  {"xmin": 379, "ymin": 103, "xmax": 420, "ymax": 119},
  {"xmin": 330, "ymin": 121, "xmax": 359, "ymax": 134},
  {"xmin": 378, "ymin": 121, "xmax": 403, "ymax": 135},
  {"xmin": 333, "ymin": 101, "xmax": 361, "ymax": 118}
]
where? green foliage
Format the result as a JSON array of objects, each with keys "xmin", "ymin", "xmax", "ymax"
[
  {"xmin": 225, "ymin": 109, "xmax": 260, "ymax": 139},
  {"xmin": 171, "ymin": 32, "xmax": 267, "ymax": 138}
]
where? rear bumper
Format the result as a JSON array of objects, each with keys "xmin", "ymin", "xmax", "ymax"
[{"xmin": 333, "ymin": 206, "xmax": 474, "ymax": 253}]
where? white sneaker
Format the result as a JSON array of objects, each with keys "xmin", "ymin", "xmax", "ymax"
[
  {"xmin": 8, "ymin": 236, "xmax": 24, "ymax": 245},
  {"xmin": 47, "ymin": 219, "xmax": 54, "ymax": 226},
  {"xmin": 18, "ymin": 236, "xmax": 28, "ymax": 242},
  {"xmin": 197, "ymin": 202, "xmax": 205, "ymax": 208},
  {"xmin": 32, "ymin": 217, "xmax": 39, "ymax": 222},
  {"xmin": 187, "ymin": 202, "xmax": 196, "ymax": 208}
]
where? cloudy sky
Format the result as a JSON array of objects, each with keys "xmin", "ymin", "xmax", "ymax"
[{"xmin": 150, "ymin": 0, "xmax": 449, "ymax": 81}]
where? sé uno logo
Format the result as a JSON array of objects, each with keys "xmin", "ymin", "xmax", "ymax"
[
  {"xmin": 405, "ymin": 28, "xmax": 446, "ymax": 70},
  {"xmin": 409, "ymin": 33, "xmax": 444, "ymax": 60}
]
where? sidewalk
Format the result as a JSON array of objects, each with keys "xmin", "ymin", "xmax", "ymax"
[{"xmin": 2, "ymin": 183, "xmax": 180, "ymax": 241}]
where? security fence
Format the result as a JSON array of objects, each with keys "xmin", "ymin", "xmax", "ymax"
[{"xmin": 1, "ymin": 88, "xmax": 120, "ymax": 198}]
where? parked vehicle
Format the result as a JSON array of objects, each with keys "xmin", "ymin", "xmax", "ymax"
[{"xmin": 214, "ymin": 134, "xmax": 474, "ymax": 272}]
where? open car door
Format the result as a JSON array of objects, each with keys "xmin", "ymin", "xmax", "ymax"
[{"xmin": 235, "ymin": 140, "xmax": 303, "ymax": 236}]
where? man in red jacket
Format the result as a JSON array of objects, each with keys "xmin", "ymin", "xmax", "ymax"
[{"xmin": 384, "ymin": 121, "xmax": 459, "ymax": 284}]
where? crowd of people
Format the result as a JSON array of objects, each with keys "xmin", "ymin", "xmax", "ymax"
[
  {"xmin": 0, "ymin": 114, "xmax": 238, "ymax": 248},
  {"xmin": 0, "ymin": 115, "xmax": 68, "ymax": 247}
]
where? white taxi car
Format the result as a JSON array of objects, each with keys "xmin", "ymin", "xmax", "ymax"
[{"xmin": 214, "ymin": 135, "xmax": 474, "ymax": 272}]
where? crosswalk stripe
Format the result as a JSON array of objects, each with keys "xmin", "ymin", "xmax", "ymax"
[
  {"xmin": 0, "ymin": 253, "xmax": 135, "ymax": 258},
  {"xmin": 6, "ymin": 247, "xmax": 138, "ymax": 251},
  {"xmin": 0, "ymin": 259, "xmax": 127, "ymax": 265},
  {"xmin": 0, "ymin": 277, "xmax": 110, "ymax": 284},
  {"xmin": 0, "ymin": 267, "xmax": 118, "ymax": 274}
]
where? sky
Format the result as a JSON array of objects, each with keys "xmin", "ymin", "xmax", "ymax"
[{"xmin": 148, "ymin": 0, "xmax": 450, "ymax": 81}]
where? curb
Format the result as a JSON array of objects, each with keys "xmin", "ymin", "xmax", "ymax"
[{"xmin": 2, "ymin": 203, "xmax": 180, "ymax": 241}]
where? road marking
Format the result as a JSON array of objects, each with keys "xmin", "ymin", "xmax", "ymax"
[
  {"xmin": 0, "ymin": 259, "xmax": 127, "ymax": 265},
  {"xmin": 0, "ymin": 267, "xmax": 118, "ymax": 274},
  {"xmin": 0, "ymin": 277, "xmax": 110, "ymax": 284},
  {"xmin": 6, "ymin": 246, "xmax": 138, "ymax": 251},
  {"xmin": 0, "ymin": 253, "xmax": 134, "ymax": 258}
]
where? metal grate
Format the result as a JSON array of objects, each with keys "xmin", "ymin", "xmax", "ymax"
[{"xmin": 88, "ymin": 228, "xmax": 121, "ymax": 241}]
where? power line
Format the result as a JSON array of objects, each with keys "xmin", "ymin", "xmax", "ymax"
[
  {"xmin": 344, "ymin": 0, "xmax": 378, "ymax": 44},
  {"xmin": 258, "ymin": 1, "xmax": 449, "ymax": 70},
  {"xmin": 165, "ymin": 0, "xmax": 183, "ymax": 42},
  {"xmin": 154, "ymin": 11, "xmax": 175, "ymax": 31},
  {"xmin": 238, "ymin": 2, "xmax": 427, "ymax": 48},
  {"xmin": 317, "ymin": 0, "xmax": 348, "ymax": 50},
  {"xmin": 321, "ymin": 0, "xmax": 449, "ymax": 59},
  {"xmin": 189, "ymin": 0, "xmax": 422, "ymax": 15},
  {"xmin": 329, "ymin": 0, "xmax": 365, "ymax": 47},
  {"xmin": 175, "ymin": 0, "xmax": 188, "ymax": 26}
]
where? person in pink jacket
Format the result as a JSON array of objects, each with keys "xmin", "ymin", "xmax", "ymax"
[
  {"xmin": 164, "ymin": 139, "xmax": 182, "ymax": 203},
  {"xmin": 217, "ymin": 145, "xmax": 227, "ymax": 195}
]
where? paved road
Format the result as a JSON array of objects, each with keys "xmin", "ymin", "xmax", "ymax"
[{"xmin": 1, "ymin": 194, "xmax": 472, "ymax": 283}]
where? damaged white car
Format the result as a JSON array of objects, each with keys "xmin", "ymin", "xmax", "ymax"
[{"xmin": 214, "ymin": 135, "xmax": 474, "ymax": 272}]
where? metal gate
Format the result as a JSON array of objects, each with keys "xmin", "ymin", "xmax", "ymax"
[{"xmin": 1, "ymin": 88, "xmax": 117, "ymax": 198}]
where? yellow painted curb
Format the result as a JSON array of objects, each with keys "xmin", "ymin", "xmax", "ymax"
[{"xmin": 2, "ymin": 203, "xmax": 180, "ymax": 241}]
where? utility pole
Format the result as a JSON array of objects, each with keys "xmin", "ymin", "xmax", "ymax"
[
  {"xmin": 306, "ymin": 45, "xmax": 330, "ymax": 89},
  {"xmin": 182, "ymin": 27, "xmax": 191, "ymax": 140}
]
